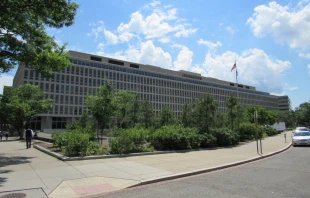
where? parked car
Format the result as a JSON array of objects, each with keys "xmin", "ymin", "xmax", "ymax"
[
  {"xmin": 293, "ymin": 127, "xmax": 310, "ymax": 133},
  {"xmin": 292, "ymin": 131, "xmax": 310, "ymax": 146}
]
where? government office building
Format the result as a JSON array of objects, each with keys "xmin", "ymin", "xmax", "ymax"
[{"xmin": 13, "ymin": 51, "xmax": 290, "ymax": 132}]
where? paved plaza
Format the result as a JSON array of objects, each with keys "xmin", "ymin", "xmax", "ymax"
[{"xmin": 0, "ymin": 132, "xmax": 291, "ymax": 198}]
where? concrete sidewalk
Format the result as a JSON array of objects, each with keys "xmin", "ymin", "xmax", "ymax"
[{"xmin": 0, "ymin": 132, "xmax": 291, "ymax": 198}]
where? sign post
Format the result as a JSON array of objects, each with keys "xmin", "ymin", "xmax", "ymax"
[{"xmin": 254, "ymin": 111, "xmax": 259, "ymax": 154}]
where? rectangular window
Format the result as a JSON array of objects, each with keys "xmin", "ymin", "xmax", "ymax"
[
  {"xmin": 51, "ymin": 84, "xmax": 54, "ymax": 92},
  {"xmin": 66, "ymin": 85, "xmax": 69, "ymax": 94},
  {"xmin": 61, "ymin": 85, "xmax": 64, "ymax": 93},
  {"xmin": 55, "ymin": 95, "xmax": 59, "ymax": 103},
  {"xmin": 56, "ymin": 85, "xmax": 59, "ymax": 93},
  {"xmin": 65, "ymin": 96, "xmax": 68, "ymax": 104},
  {"xmin": 66, "ymin": 75, "xmax": 69, "ymax": 83},
  {"xmin": 130, "ymin": 64, "xmax": 139, "ymax": 69},
  {"xmin": 108, "ymin": 59, "xmax": 124, "ymax": 66},
  {"xmin": 45, "ymin": 83, "xmax": 49, "ymax": 92},
  {"xmin": 29, "ymin": 71, "xmax": 34, "ymax": 79},
  {"xmin": 89, "ymin": 69, "xmax": 92, "ymax": 77},
  {"xmin": 75, "ymin": 76, "xmax": 79, "ymax": 85},
  {"xmin": 71, "ymin": 66, "xmax": 75, "ymax": 74},
  {"xmin": 60, "ymin": 95, "xmax": 64, "ymax": 104},
  {"xmin": 76, "ymin": 67, "xmax": 79, "ymax": 75},
  {"xmin": 75, "ymin": 96, "xmax": 78, "ymax": 105},
  {"xmin": 91, "ymin": 56, "xmax": 102, "ymax": 62},
  {"xmin": 70, "ymin": 96, "xmax": 73, "ymax": 104}
]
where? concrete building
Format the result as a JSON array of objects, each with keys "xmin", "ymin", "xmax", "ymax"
[{"xmin": 13, "ymin": 51, "xmax": 290, "ymax": 132}]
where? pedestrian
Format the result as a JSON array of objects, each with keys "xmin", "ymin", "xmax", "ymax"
[
  {"xmin": 0, "ymin": 131, "xmax": 2, "ymax": 140},
  {"xmin": 284, "ymin": 133, "xmax": 286, "ymax": 143},
  {"xmin": 5, "ymin": 132, "xmax": 8, "ymax": 140},
  {"xmin": 24, "ymin": 127, "xmax": 34, "ymax": 149}
]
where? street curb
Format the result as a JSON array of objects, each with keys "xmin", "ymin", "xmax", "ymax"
[
  {"xmin": 34, "ymin": 144, "xmax": 241, "ymax": 161},
  {"xmin": 131, "ymin": 142, "xmax": 292, "ymax": 187}
]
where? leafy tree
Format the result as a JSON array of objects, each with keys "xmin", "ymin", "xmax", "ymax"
[
  {"xmin": 214, "ymin": 112, "xmax": 229, "ymax": 128},
  {"xmin": 0, "ymin": 0, "xmax": 79, "ymax": 76},
  {"xmin": 138, "ymin": 100, "xmax": 155, "ymax": 128},
  {"xmin": 276, "ymin": 110, "xmax": 296, "ymax": 128},
  {"xmin": 159, "ymin": 106, "xmax": 173, "ymax": 126},
  {"xmin": 226, "ymin": 96, "xmax": 238, "ymax": 130},
  {"xmin": 181, "ymin": 103, "xmax": 194, "ymax": 127},
  {"xmin": 66, "ymin": 110, "xmax": 96, "ymax": 140},
  {"xmin": 86, "ymin": 81, "xmax": 115, "ymax": 139},
  {"xmin": 246, "ymin": 106, "xmax": 276, "ymax": 126},
  {"xmin": 295, "ymin": 102, "xmax": 310, "ymax": 127},
  {"xmin": 193, "ymin": 94, "xmax": 218, "ymax": 133},
  {"xmin": 4, "ymin": 84, "xmax": 53, "ymax": 138},
  {"xmin": 113, "ymin": 91, "xmax": 138, "ymax": 128}
]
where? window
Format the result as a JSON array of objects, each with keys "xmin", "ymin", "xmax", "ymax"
[
  {"xmin": 91, "ymin": 56, "xmax": 102, "ymax": 62},
  {"xmin": 35, "ymin": 72, "xmax": 39, "ymax": 80},
  {"xmin": 130, "ymin": 64, "xmax": 139, "ymax": 69},
  {"xmin": 56, "ymin": 85, "xmax": 59, "ymax": 93},
  {"xmin": 65, "ymin": 96, "xmax": 68, "ymax": 104},
  {"xmin": 61, "ymin": 75, "xmax": 65, "ymax": 83},
  {"xmin": 60, "ymin": 95, "xmax": 64, "ymax": 104},
  {"xmin": 61, "ymin": 85, "xmax": 64, "ymax": 93},
  {"xmin": 51, "ymin": 84, "xmax": 54, "ymax": 92},
  {"xmin": 66, "ymin": 85, "xmax": 69, "ymax": 94},
  {"xmin": 66, "ymin": 76, "xmax": 70, "ymax": 83},
  {"xmin": 52, "ymin": 117, "xmax": 66, "ymax": 129},
  {"xmin": 108, "ymin": 59, "xmax": 124, "ymax": 66},
  {"xmin": 75, "ymin": 76, "xmax": 79, "ymax": 85},
  {"xmin": 30, "ymin": 71, "xmax": 34, "ymax": 79},
  {"xmin": 56, "ymin": 74, "xmax": 60, "ymax": 82},
  {"xmin": 45, "ymin": 84, "xmax": 49, "ymax": 92}
]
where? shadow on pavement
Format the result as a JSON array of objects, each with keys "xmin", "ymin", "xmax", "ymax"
[
  {"xmin": 0, "ymin": 154, "xmax": 35, "ymax": 168},
  {"xmin": 0, "ymin": 170, "xmax": 12, "ymax": 187}
]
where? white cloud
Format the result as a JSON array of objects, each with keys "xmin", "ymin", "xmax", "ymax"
[
  {"xmin": 174, "ymin": 28, "xmax": 197, "ymax": 38},
  {"xmin": 284, "ymin": 83, "xmax": 298, "ymax": 90},
  {"xmin": 173, "ymin": 46, "xmax": 194, "ymax": 71},
  {"xmin": 299, "ymin": 52, "xmax": 310, "ymax": 59},
  {"xmin": 117, "ymin": 6, "xmax": 196, "ymax": 39},
  {"xmin": 159, "ymin": 37, "xmax": 171, "ymax": 43},
  {"xmin": 197, "ymin": 39, "xmax": 222, "ymax": 51},
  {"xmin": 97, "ymin": 40, "xmax": 172, "ymax": 69},
  {"xmin": 247, "ymin": 1, "xmax": 310, "ymax": 49},
  {"xmin": 119, "ymin": 32, "xmax": 135, "ymax": 43},
  {"xmin": 104, "ymin": 30, "xmax": 119, "ymax": 44},
  {"xmin": 308, "ymin": 64, "xmax": 310, "ymax": 75},
  {"xmin": 0, "ymin": 75, "xmax": 13, "ymax": 94},
  {"xmin": 226, "ymin": 26, "xmax": 236, "ymax": 34},
  {"xmin": 150, "ymin": 0, "xmax": 160, "ymax": 7},
  {"xmin": 198, "ymin": 48, "xmax": 291, "ymax": 94},
  {"xmin": 87, "ymin": 21, "xmax": 104, "ymax": 39}
]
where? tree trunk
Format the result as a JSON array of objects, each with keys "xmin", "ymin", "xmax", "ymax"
[{"xmin": 19, "ymin": 128, "xmax": 24, "ymax": 139}]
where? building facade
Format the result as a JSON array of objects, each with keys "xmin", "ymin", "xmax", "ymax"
[{"xmin": 13, "ymin": 51, "xmax": 289, "ymax": 132}]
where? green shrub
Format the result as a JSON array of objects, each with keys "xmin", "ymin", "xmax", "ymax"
[
  {"xmin": 200, "ymin": 133, "xmax": 217, "ymax": 148},
  {"xmin": 64, "ymin": 132, "xmax": 90, "ymax": 156},
  {"xmin": 108, "ymin": 127, "xmax": 150, "ymax": 154},
  {"xmin": 152, "ymin": 125, "xmax": 200, "ymax": 150},
  {"xmin": 51, "ymin": 131, "xmax": 66, "ymax": 150},
  {"xmin": 86, "ymin": 141, "xmax": 107, "ymax": 156},
  {"xmin": 238, "ymin": 123, "xmax": 256, "ymax": 141},
  {"xmin": 265, "ymin": 127, "xmax": 278, "ymax": 136},
  {"xmin": 211, "ymin": 128, "xmax": 239, "ymax": 146}
]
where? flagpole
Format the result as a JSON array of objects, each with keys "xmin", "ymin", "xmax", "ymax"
[{"xmin": 236, "ymin": 66, "xmax": 239, "ymax": 99}]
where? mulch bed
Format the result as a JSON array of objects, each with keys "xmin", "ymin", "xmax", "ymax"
[{"xmin": 34, "ymin": 141, "xmax": 63, "ymax": 154}]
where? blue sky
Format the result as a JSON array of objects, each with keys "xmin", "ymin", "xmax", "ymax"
[{"xmin": 1, "ymin": 0, "xmax": 310, "ymax": 109}]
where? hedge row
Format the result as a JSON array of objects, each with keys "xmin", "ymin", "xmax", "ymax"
[{"xmin": 51, "ymin": 131, "xmax": 107, "ymax": 156}]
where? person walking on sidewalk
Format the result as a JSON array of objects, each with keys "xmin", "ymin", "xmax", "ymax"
[{"xmin": 24, "ymin": 127, "xmax": 34, "ymax": 149}]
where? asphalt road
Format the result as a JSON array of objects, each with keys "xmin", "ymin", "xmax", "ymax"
[{"xmin": 101, "ymin": 146, "xmax": 310, "ymax": 198}]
